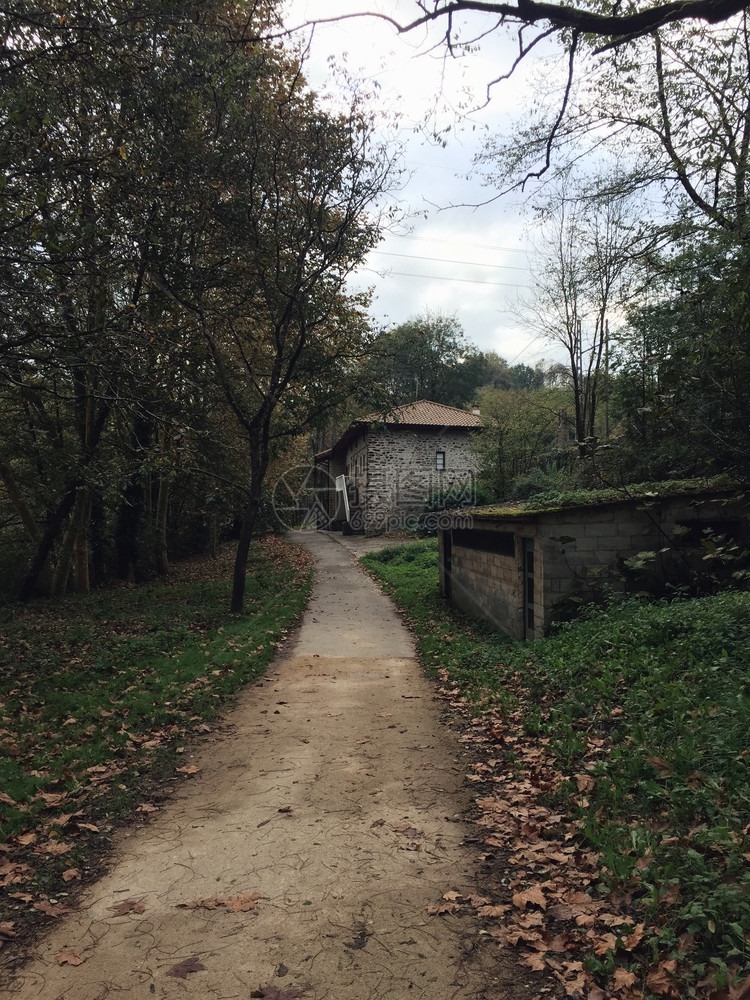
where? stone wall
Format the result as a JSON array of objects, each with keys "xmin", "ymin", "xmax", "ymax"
[
  {"xmin": 344, "ymin": 433, "xmax": 368, "ymax": 532},
  {"xmin": 353, "ymin": 426, "xmax": 478, "ymax": 536},
  {"xmin": 315, "ymin": 454, "xmax": 346, "ymax": 526}
]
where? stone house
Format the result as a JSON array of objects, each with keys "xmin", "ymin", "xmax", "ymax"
[
  {"xmin": 315, "ymin": 400, "xmax": 481, "ymax": 536},
  {"xmin": 438, "ymin": 483, "xmax": 750, "ymax": 640}
]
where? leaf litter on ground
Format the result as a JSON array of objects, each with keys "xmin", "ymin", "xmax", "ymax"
[
  {"xmin": 0, "ymin": 536, "xmax": 312, "ymax": 950},
  {"xmin": 363, "ymin": 540, "xmax": 750, "ymax": 1000}
]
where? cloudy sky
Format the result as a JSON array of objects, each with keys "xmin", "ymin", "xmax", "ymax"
[{"xmin": 283, "ymin": 0, "xmax": 565, "ymax": 367}]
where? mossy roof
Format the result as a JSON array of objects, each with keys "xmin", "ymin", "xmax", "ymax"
[{"xmin": 455, "ymin": 478, "xmax": 740, "ymax": 522}]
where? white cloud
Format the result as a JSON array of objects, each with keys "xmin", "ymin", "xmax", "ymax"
[{"xmin": 283, "ymin": 0, "xmax": 567, "ymax": 364}]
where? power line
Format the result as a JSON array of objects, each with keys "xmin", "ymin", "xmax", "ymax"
[
  {"xmin": 392, "ymin": 233, "xmax": 530, "ymax": 255},
  {"xmin": 507, "ymin": 335, "xmax": 547, "ymax": 365},
  {"xmin": 366, "ymin": 268, "xmax": 530, "ymax": 289},
  {"xmin": 370, "ymin": 250, "xmax": 530, "ymax": 272}
]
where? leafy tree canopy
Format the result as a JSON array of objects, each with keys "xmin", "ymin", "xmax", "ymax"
[{"xmin": 361, "ymin": 312, "xmax": 487, "ymax": 409}]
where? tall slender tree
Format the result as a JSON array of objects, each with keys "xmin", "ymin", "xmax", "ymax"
[{"xmin": 0, "ymin": 1, "xmax": 396, "ymax": 604}]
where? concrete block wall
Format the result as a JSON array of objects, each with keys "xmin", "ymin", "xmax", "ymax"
[
  {"xmin": 440, "ymin": 489, "xmax": 750, "ymax": 639},
  {"xmin": 538, "ymin": 505, "xmax": 675, "ymax": 629},
  {"xmin": 536, "ymin": 498, "xmax": 735, "ymax": 624},
  {"xmin": 442, "ymin": 523, "xmax": 539, "ymax": 641},
  {"xmin": 449, "ymin": 541, "xmax": 524, "ymax": 639}
]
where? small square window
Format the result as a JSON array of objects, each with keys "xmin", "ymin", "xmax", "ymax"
[{"xmin": 435, "ymin": 450, "xmax": 446, "ymax": 470}]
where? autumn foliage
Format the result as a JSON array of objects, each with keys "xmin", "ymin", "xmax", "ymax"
[
  {"xmin": 364, "ymin": 540, "xmax": 750, "ymax": 1000},
  {"xmin": 0, "ymin": 537, "xmax": 312, "ymax": 948}
]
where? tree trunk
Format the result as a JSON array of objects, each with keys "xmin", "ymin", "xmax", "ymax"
[
  {"xmin": 209, "ymin": 511, "xmax": 219, "ymax": 558},
  {"xmin": 115, "ymin": 417, "xmax": 153, "ymax": 581},
  {"xmin": 231, "ymin": 425, "xmax": 271, "ymax": 613},
  {"xmin": 230, "ymin": 494, "xmax": 258, "ymax": 613},
  {"xmin": 155, "ymin": 474, "xmax": 170, "ymax": 576},
  {"xmin": 0, "ymin": 454, "xmax": 42, "ymax": 543},
  {"xmin": 17, "ymin": 399, "xmax": 110, "ymax": 600},
  {"xmin": 89, "ymin": 490, "xmax": 108, "ymax": 587},
  {"xmin": 52, "ymin": 490, "xmax": 89, "ymax": 596},
  {"xmin": 19, "ymin": 485, "xmax": 79, "ymax": 600},
  {"xmin": 0, "ymin": 453, "xmax": 54, "ymax": 594},
  {"xmin": 73, "ymin": 491, "xmax": 91, "ymax": 592}
]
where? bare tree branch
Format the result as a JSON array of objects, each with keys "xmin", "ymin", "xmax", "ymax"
[{"xmin": 284, "ymin": 0, "xmax": 750, "ymax": 51}]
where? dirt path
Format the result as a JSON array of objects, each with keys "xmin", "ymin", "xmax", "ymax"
[{"xmin": 5, "ymin": 531, "xmax": 530, "ymax": 1000}]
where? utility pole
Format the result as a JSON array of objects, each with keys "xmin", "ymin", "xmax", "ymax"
[{"xmin": 604, "ymin": 317, "xmax": 610, "ymax": 442}]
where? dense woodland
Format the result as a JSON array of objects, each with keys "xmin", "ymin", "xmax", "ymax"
[{"xmin": 2, "ymin": 1, "xmax": 750, "ymax": 607}]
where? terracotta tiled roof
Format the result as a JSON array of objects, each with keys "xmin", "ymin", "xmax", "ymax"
[
  {"xmin": 362, "ymin": 399, "xmax": 482, "ymax": 428},
  {"xmin": 315, "ymin": 400, "xmax": 481, "ymax": 461}
]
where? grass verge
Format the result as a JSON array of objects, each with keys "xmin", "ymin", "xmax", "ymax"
[
  {"xmin": 363, "ymin": 539, "xmax": 750, "ymax": 1000},
  {"xmin": 0, "ymin": 535, "xmax": 312, "ymax": 952}
]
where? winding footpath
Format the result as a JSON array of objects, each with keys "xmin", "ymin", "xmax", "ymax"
[{"xmin": 5, "ymin": 530, "xmax": 528, "ymax": 1000}]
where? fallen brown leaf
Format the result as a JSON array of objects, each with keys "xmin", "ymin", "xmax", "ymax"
[
  {"xmin": 660, "ymin": 881, "xmax": 681, "ymax": 906},
  {"xmin": 166, "ymin": 955, "xmax": 206, "ymax": 978},
  {"xmin": 250, "ymin": 985, "xmax": 306, "ymax": 999},
  {"xmin": 622, "ymin": 923, "xmax": 645, "ymax": 951},
  {"xmin": 552, "ymin": 959, "xmax": 587, "ymax": 997},
  {"xmin": 728, "ymin": 972, "xmax": 750, "ymax": 1000},
  {"xmin": 515, "ymin": 911, "xmax": 545, "ymax": 928},
  {"xmin": 178, "ymin": 892, "xmax": 265, "ymax": 912},
  {"xmin": 646, "ymin": 959, "xmax": 679, "ymax": 997},
  {"xmin": 50, "ymin": 811, "xmax": 81, "ymax": 828},
  {"xmin": 62, "ymin": 868, "xmax": 81, "ymax": 882},
  {"xmin": 109, "ymin": 898, "xmax": 146, "ymax": 916},
  {"xmin": 592, "ymin": 932, "xmax": 617, "ymax": 956},
  {"xmin": 55, "ymin": 950, "xmax": 86, "ymax": 967},
  {"xmin": 512, "ymin": 885, "xmax": 547, "ymax": 910},
  {"xmin": 35, "ymin": 840, "xmax": 73, "ymax": 855},
  {"xmin": 521, "ymin": 950, "xmax": 547, "ymax": 971},
  {"xmin": 426, "ymin": 901, "xmax": 459, "ymax": 915},
  {"xmin": 613, "ymin": 967, "xmax": 639, "ymax": 990},
  {"xmin": 33, "ymin": 900, "xmax": 70, "ymax": 917},
  {"xmin": 468, "ymin": 894, "xmax": 491, "ymax": 908},
  {"xmin": 36, "ymin": 792, "xmax": 68, "ymax": 807},
  {"xmin": 391, "ymin": 821, "xmax": 422, "ymax": 837},
  {"xmin": 646, "ymin": 755, "xmax": 671, "ymax": 773},
  {"xmin": 476, "ymin": 904, "xmax": 511, "ymax": 918},
  {"xmin": 547, "ymin": 932, "xmax": 573, "ymax": 953}
]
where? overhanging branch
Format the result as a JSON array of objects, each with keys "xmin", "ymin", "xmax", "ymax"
[
  {"xmin": 283, "ymin": 0, "xmax": 749, "ymax": 50},
  {"xmin": 400, "ymin": 0, "xmax": 750, "ymax": 42}
]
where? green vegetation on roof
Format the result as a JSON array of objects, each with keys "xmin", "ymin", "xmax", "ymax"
[{"xmin": 465, "ymin": 477, "xmax": 740, "ymax": 520}]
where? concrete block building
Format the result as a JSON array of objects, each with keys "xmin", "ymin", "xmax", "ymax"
[
  {"xmin": 315, "ymin": 400, "xmax": 481, "ymax": 536},
  {"xmin": 438, "ymin": 484, "xmax": 750, "ymax": 639}
]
